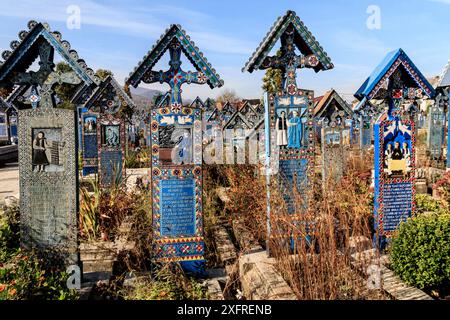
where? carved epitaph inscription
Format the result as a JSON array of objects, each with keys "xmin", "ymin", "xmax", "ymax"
[
  {"xmin": 160, "ymin": 179, "xmax": 196, "ymax": 236},
  {"xmin": 427, "ymin": 109, "xmax": 445, "ymax": 159},
  {"xmin": 279, "ymin": 159, "xmax": 308, "ymax": 214},
  {"xmin": 382, "ymin": 182, "xmax": 412, "ymax": 232},
  {"xmin": 29, "ymin": 185, "xmax": 71, "ymax": 246},
  {"xmin": 98, "ymin": 118, "xmax": 125, "ymax": 187},
  {"xmin": 83, "ymin": 135, "xmax": 97, "ymax": 158},
  {"xmin": 374, "ymin": 118, "xmax": 415, "ymax": 239},
  {"xmin": 322, "ymin": 129, "xmax": 346, "ymax": 183},
  {"xmin": 362, "ymin": 123, "xmax": 372, "ymax": 147},
  {"xmin": 100, "ymin": 151, "xmax": 122, "ymax": 186},
  {"xmin": 82, "ymin": 113, "xmax": 98, "ymax": 175},
  {"xmin": 19, "ymin": 109, "xmax": 78, "ymax": 263}
]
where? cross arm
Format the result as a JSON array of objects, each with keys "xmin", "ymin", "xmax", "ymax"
[
  {"xmin": 142, "ymin": 70, "xmax": 165, "ymax": 84},
  {"xmin": 185, "ymin": 71, "xmax": 207, "ymax": 85}
]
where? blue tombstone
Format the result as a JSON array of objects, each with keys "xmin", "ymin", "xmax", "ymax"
[
  {"xmin": 83, "ymin": 75, "xmax": 134, "ymax": 186},
  {"xmin": 355, "ymin": 49, "xmax": 435, "ymax": 250},
  {"xmin": 81, "ymin": 110, "xmax": 99, "ymax": 175},
  {"xmin": 243, "ymin": 11, "xmax": 334, "ymax": 254},
  {"xmin": 126, "ymin": 24, "xmax": 224, "ymax": 275},
  {"xmin": 426, "ymin": 101, "xmax": 445, "ymax": 160},
  {"xmin": 435, "ymin": 61, "xmax": 450, "ymax": 168}
]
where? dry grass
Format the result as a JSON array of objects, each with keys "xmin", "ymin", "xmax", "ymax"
[{"xmin": 204, "ymin": 149, "xmax": 387, "ymax": 300}]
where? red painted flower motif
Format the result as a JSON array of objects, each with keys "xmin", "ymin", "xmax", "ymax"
[
  {"xmin": 197, "ymin": 72, "xmax": 207, "ymax": 84},
  {"xmin": 287, "ymin": 84, "xmax": 297, "ymax": 95},
  {"xmin": 392, "ymin": 89, "xmax": 403, "ymax": 99},
  {"xmin": 308, "ymin": 55, "xmax": 319, "ymax": 67}
]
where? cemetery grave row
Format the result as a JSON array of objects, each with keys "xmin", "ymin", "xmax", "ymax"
[{"xmin": 0, "ymin": 10, "xmax": 448, "ymax": 278}]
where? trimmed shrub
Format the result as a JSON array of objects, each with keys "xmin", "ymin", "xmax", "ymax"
[
  {"xmin": 415, "ymin": 194, "xmax": 447, "ymax": 215},
  {"xmin": 390, "ymin": 213, "xmax": 450, "ymax": 291}
]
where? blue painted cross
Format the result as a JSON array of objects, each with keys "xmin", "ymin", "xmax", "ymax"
[
  {"xmin": 142, "ymin": 39, "xmax": 207, "ymax": 109},
  {"xmin": 386, "ymin": 69, "xmax": 421, "ymax": 120},
  {"xmin": 259, "ymin": 25, "xmax": 319, "ymax": 93}
]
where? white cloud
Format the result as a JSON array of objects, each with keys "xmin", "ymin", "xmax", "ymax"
[{"xmin": 0, "ymin": 0, "xmax": 253, "ymax": 55}]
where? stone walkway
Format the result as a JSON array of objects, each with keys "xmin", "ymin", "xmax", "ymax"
[{"xmin": 0, "ymin": 162, "xmax": 19, "ymax": 203}]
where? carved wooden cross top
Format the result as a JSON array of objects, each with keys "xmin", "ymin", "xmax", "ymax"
[
  {"xmin": 39, "ymin": 70, "xmax": 82, "ymax": 109},
  {"xmin": 260, "ymin": 26, "xmax": 319, "ymax": 92},
  {"xmin": 142, "ymin": 39, "xmax": 207, "ymax": 108},
  {"xmin": 11, "ymin": 41, "xmax": 81, "ymax": 109}
]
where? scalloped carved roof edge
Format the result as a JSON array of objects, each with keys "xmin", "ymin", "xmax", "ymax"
[
  {"xmin": 314, "ymin": 89, "xmax": 353, "ymax": 118},
  {"xmin": 84, "ymin": 75, "xmax": 136, "ymax": 111},
  {"xmin": 125, "ymin": 24, "xmax": 224, "ymax": 89},
  {"xmin": 242, "ymin": 10, "xmax": 334, "ymax": 73},
  {"xmin": 189, "ymin": 96, "xmax": 205, "ymax": 109},
  {"xmin": 0, "ymin": 20, "xmax": 100, "ymax": 86},
  {"xmin": 223, "ymin": 110, "xmax": 252, "ymax": 130},
  {"xmin": 355, "ymin": 49, "xmax": 435, "ymax": 101}
]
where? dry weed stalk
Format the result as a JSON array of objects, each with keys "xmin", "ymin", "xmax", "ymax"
[{"xmin": 212, "ymin": 151, "xmax": 386, "ymax": 299}]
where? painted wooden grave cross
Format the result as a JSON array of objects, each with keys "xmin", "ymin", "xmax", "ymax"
[
  {"xmin": 435, "ymin": 60, "xmax": 450, "ymax": 168},
  {"xmin": 126, "ymin": 24, "xmax": 223, "ymax": 275},
  {"xmin": 83, "ymin": 75, "xmax": 135, "ymax": 186},
  {"xmin": 0, "ymin": 96, "xmax": 18, "ymax": 144},
  {"xmin": 321, "ymin": 110, "xmax": 351, "ymax": 184},
  {"xmin": 426, "ymin": 100, "xmax": 445, "ymax": 160},
  {"xmin": 0, "ymin": 21, "xmax": 99, "ymax": 263},
  {"xmin": 141, "ymin": 38, "xmax": 208, "ymax": 109},
  {"xmin": 242, "ymin": 11, "xmax": 333, "ymax": 253},
  {"xmin": 355, "ymin": 49, "xmax": 435, "ymax": 250}
]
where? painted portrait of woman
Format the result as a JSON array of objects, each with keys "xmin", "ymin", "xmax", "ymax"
[
  {"xmin": 287, "ymin": 110, "xmax": 302, "ymax": 149},
  {"xmin": 33, "ymin": 131, "xmax": 50, "ymax": 172}
]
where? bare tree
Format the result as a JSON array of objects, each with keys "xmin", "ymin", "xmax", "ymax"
[{"xmin": 216, "ymin": 89, "xmax": 240, "ymax": 104}]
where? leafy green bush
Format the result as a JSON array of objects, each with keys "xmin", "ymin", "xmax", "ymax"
[
  {"xmin": 1, "ymin": 205, "xmax": 78, "ymax": 300},
  {"xmin": 0, "ymin": 205, "xmax": 20, "ymax": 261},
  {"xmin": 415, "ymin": 194, "xmax": 447, "ymax": 215},
  {"xmin": 390, "ymin": 213, "xmax": 450, "ymax": 291}
]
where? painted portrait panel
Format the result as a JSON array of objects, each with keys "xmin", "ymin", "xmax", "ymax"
[
  {"xmin": 83, "ymin": 116, "xmax": 97, "ymax": 134},
  {"xmin": 275, "ymin": 107, "xmax": 306, "ymax": 149},
  {"xmin": 158, "ymin": 125, "xmax": 193, "ymax": 166},
  {"xmin": 101, "ymin": 124, "xmax": 120, "ymax": 148},
  {"xmin": 382, "ymin": 120, "xmax": 412, "ymax": 178},
  {"xmin": 32, "ymin": 128, "xmax": 64, "ymax": 172}
]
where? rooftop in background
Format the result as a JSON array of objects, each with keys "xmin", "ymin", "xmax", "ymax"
[{"xmin": 436, "ymin": 60, "xmax": 450, "ymax": 89}]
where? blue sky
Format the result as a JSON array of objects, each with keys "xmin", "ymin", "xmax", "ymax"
[{"xmin": 0, "ymin": 0, "xmax": 449, "ymax": 102}]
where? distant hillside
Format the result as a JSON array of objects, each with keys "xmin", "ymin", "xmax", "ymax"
[
  {"xmin": 130, "ymin": 87, "xmax": 161, "ymax": 99},
  {"xmin": 130, "ymin": 87, "xmax": 162, "ymax": 109}
]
